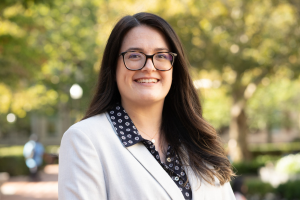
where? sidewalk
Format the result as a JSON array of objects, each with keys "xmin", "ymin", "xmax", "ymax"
[{"xmin": 0, "ymin": 165, "xmax": 58, "ymax": 200}]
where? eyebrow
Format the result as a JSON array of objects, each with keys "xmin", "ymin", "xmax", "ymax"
[{"xmin": 124, "ymin": 47, "xmax": 170, "ymax": 52}]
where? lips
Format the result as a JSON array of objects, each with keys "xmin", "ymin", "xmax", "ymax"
[{"xmin": 135, "ymin": 78, "xmax": 159, "ymax": 83}]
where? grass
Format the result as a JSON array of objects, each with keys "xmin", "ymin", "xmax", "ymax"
[{"xmin": 0, "ymin": 145, "xmax": 60, "ymax": 157}]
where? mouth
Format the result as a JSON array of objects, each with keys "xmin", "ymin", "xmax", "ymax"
[{"xmin": 134, "ymin": 78, "xmax": 160, "ymax": 83}]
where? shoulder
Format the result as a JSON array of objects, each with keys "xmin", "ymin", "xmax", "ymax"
[
  {"xmin": 69, "ymin": 113, "xmax": 109, "ymax": 131},
  {"xmin": 61, "ymin": 112, "xmax": 116, "ymax": 145},
  {"xmin": 67, "ymin": 113, "xmax": 112, "ymax": 135}
]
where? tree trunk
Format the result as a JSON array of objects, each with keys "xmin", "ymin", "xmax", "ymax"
[
  {"xmin": 228, "ymin": 96, "xmax": 252, "ymax": 162},
  {"xmin": 266, "ymin": 122, "xmax": 272, "ymax": 143}
]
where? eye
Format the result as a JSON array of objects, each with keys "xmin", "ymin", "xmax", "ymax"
[
  {"xmin": 126, "ymin": 52, "xmax": 143, "ymax": 60},
  {"xmin": 155, "ymin": 53, "xmax": 172, "ymax": 61},
  {"xmin": 156, "ymin": 53, "xmax": 167, "ymax": 59}
]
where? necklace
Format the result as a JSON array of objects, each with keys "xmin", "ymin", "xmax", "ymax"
[{"xmin": 135, "ymin": 125, "xmax": 160, "ymax": 144}]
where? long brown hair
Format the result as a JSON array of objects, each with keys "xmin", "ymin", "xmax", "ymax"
[{"xmin": 83, "ymin": 12, "xmax": 234, "ymax": 185}]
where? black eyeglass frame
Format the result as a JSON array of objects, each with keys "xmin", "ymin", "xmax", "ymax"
[{"xmin": 119, "ymin": 51, "xmax": 177, "ymax": 71}]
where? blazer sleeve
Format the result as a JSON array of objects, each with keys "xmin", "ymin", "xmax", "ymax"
[{"xmin": 58, "ymin": 127, "xmax": 107, "ymax": 200}]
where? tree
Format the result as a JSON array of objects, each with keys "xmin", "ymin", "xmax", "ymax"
[
  {"xmin": 247, "ymin": 75, "xmax": 300, "ymax": 142},
  {"xmin": 167, "ymin": 0, "xmax": 300, "ymax": 161},
  {"xmin": 0, "ymin": 0, "xmax": 53, "ymax": 86}
]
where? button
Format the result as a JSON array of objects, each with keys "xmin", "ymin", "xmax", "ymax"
[
  {"xmin": 174, "ymin": 176, "xmax": 179, "ymax": 181},
  {"xmin": 167, "ymin": 158, "xmax": 171, "ymax": 162}
]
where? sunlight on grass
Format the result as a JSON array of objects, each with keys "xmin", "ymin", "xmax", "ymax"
[{"xmin": 0, "ymin": 145, "xmax": 60, "ymax": 157}]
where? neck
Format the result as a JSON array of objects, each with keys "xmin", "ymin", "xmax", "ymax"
[
  {"xmin": 121, "ymin": 99, "xmax": 168, "ymax": 162},
  {"xmin": 121, "ymin": 99, "xmax": 163, "ymax": 137}
]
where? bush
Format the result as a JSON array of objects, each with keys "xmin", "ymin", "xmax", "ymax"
[
  {"xmin": 231, "ymin": 178, "xmax": 300, "ymax": 199},
  {"xmin": 246, "ymin": 179, "xmax": 274, "ymax": 195},
  {"xmin": 276, "ymin": 180, "xmax": 300, "ymax": 200},
  {"xmin": 233, "ymin": 161, "xmax": 264, "ymax": 175},
  {"xmin": 0, "ymin": 145, "xmax": 59, "ymax": 176},
  {"xmin": 233, "ymin": 155, "xmax": 280, "ymax": 175},
  {"xmin": 0, "ymin": 156, "xmax": 29, "ymax": 176}
]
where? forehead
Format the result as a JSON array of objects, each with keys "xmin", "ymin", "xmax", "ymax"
[{"xmin": 120, "ymin": 25, "xmax": 170, "ymax": 52}]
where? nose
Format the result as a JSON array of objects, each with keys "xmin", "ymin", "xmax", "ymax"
[{"xmin": 142, "ymin": 57, "xmax": 156, "ymax": 72}]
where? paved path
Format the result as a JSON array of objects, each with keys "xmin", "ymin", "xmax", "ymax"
[{"xmin": 0, "ymin": 165, "xmax": 58, "ymax": 200}]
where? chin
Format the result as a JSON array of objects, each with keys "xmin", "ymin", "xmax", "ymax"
[{"xmin": 131, "ymin": 94, "xmax": 165, "ymax": 105}]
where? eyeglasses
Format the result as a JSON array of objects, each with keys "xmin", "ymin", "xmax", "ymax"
[{"xmin": 119, "ymin": 51, "xmax": 177, "ymax": 71}]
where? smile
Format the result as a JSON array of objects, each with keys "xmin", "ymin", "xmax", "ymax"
[{"xmin": 135, "ymin": 79, "xmax": 159, "ymax": 83}]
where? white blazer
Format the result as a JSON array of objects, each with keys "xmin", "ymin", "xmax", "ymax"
[{"xmin": 58, "ymin": 113, "xmax": 235, "ymax": 200}]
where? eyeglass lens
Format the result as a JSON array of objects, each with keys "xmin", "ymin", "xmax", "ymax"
[{"xmin": 124, "ymin": 52, "xmax": 173, "ymax": 70}]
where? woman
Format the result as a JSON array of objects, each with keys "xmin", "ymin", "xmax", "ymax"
[{"xmin": 58, "ymin": 12, "xmax": 235, "ymax": 200}]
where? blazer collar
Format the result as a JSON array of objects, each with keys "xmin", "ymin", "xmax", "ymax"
[{"xmin": 126, "ymin": 143, "xmax": 185, "ymax": 200}]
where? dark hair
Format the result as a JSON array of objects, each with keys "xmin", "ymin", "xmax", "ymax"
[{"xmin": 83, "ymin": 12, "xmax": 234, "ymax": 185}]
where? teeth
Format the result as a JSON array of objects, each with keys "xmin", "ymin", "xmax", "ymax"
[{"xmin": 136, "ymin": 79, "xmax": 158, "ymax": 83}]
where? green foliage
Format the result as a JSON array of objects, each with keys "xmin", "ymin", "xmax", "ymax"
[
  {"xmin": 0, "ymin": 0, "xmax": 53, "ymax": 10},
  {"xmin": 0, "ymin": 145, "xmax": 59, "ymax": 176},
  {"xmin": 201, "ymin": 86, "xmax": 231, "ymax": 130},
  {"xmin": 246, "ymin": 179, "xmax": 274, "ymax": 195},
  {"xmin": 0, "ymin": 155, "xmax": 29, "ymax": 176},
  {"xmin": 233, "ymin": 155, "xmax": 280, "ymax": 175},
  {"xmin": 247, "ymin": 77, "xmax": 300, "ymax": 131},
  {"xmin": 241, "ymin": 179, "xmax": 300, "ymax": 199},
  {"xmin": 249, "ymin": 142, "xmax": 300, "ymax": 153},
  {"xmin": 277, "ymin": 180, "xmax": 300, "ymax": 200},
  {"xmin": 168, "ymin": 0, "xmax": 300, "ymax": 161},
  {"xmin": 0, "ymin": 35, "xmax": 46, "ymax": 86},
  {"xmin": 0, "ymin": 1, "xmax": 49, "ymax": 86},
  {"xmin": 233, "ymin": 152, "xmax": 300, "ymax": 176},
  {"xmin": 0, "ymin": 0, "xmax": 102, "ymax": 120},
  {"xmin": 0, "ymin": 114, "xmax": 31, "ymax": 138},
  {"xmin": 237, "ymin": 178, "xmax": 300, "ymax": 199},
  {"xmin": 233, "ymin": 161, "xmax": 264, "ymax": 175},
  {"xmin": 170, "ymin": 0, "xmax": 299, "ymax": 82}
]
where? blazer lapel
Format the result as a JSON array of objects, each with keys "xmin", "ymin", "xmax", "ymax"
[
  {"xmin": 127, "ymin": 144, "xmax": 185, "ymax": 200},
  {"xmin": 185, "ymin": 165, "xmax": 228, "ymax": 200},
  {"xmin": 185, "ymin": 165, "xmax": 205, "ymax": 199}
]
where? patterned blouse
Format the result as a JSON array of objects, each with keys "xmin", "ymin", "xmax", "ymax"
[{"xmin": 108, "ymin": 104, "xmax": 192, "ymax": 200}]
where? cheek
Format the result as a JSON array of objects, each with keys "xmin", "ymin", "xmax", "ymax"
[
  {"xmin": 163, "ymin": 70, "xmax": 173, "ymax": 89},
  {"xmin": 116, "ymin": 60, "xmax": 126, "ymax": 83},
  {"xmin": 116, "ymin": 61, "xmax": 126, "ymax": 92},
  {"xmin": 116, "ymin": 62, "xmax": 134, "ymax": 91}
]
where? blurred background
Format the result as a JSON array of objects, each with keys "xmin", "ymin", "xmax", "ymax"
[{"xmin": 0, "ymin": 0, "xmax": 299, "ymax": 199}]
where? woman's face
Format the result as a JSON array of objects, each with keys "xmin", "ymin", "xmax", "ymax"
[{"xmin": 116, "ymin": 25, "xmax": 173, "ymax": 106}]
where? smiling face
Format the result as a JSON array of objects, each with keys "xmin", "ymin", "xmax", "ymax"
[{"xmin": 116, "ymin": 25, "xmax": 173, "ymax": 107}]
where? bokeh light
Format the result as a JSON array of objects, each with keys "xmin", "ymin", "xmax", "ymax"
[
  {"xmin": 6, "ymin": 113, "xmax": 16, "ymax": 123},
  {"xmin": 70, "ymin": 84, "xmax": 83, "ymax": 99}
]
